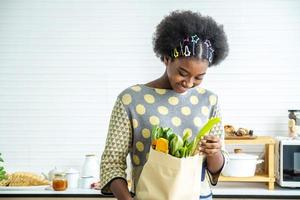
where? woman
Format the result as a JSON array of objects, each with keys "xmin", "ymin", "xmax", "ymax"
[{"xmin": 100, "ymin": 10, "xmax": 229, "ymax": 200}]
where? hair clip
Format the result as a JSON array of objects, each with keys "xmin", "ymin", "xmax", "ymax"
[
  {"xmin": 183, "ymin": 37, "xmax": 189, "ymax": 43},
  {"xmin": 179, "ymin": 42, "xmax": 184, "ymax": 55},
  {"xmin": 208, "ymin": 46, "xmax": 214, "ymax": 63},
  {"xmin": 191, "ymin": 35, "xmax": 200, "ymax": 44},
  {"xmin": 173, "ymin": 48, "xmax": 179, "ymax": 58},
  {"xmin": 184, "ymin": 45, "xmax": 191, "ymax": 56},
  {"xmin": 191, "ymin": 35, "xmax": 200, "ymax": 55},
  {"xmin": 204, "ymin": 39, "xmax": 212, "ymax": 48},
  {"xmin": 170, "ymin": 35, "xmax": 214, "ymax": 63}
]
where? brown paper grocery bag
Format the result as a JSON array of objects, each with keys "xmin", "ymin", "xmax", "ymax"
[{"xmin": 135, "ymin": 148, "xmax": 203, "ymax": 200}]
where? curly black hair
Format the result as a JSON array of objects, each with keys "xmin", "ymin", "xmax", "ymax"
[{"xmin": 153, "ymin": 10, "xmax": 229, "ymax": 66}]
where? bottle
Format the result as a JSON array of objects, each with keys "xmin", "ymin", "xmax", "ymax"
[
  {"xmin": 288, "ymin": 110, "xmax": 300, "ymax": 138},
  {"xmin": 81, "ymin": 154, "xmax": 100, "ymax": 181},
  {"xmin": 52, "ymin": 173, "xmax": 68, "ymax": 191}
]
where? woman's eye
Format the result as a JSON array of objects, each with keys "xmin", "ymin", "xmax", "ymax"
[
  {"xmin": 179, "ymin": 71, "xmax": 188, "ymax": 76},
  {"xmin": 195, "ymin": 76, "xmax": 203, "ymax": 80}
]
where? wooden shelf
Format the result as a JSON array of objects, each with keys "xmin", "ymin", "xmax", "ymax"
[
  {"xmin": 220, "ymin": 136, "xmax": 276, "ymax": 190},
  {"xmin": 219, "ymin": 174, "xmax": 275, "ymax": 182},
  {"xmin": 224, "ymin": 136, "xmax": 275, "ymax": 145}
]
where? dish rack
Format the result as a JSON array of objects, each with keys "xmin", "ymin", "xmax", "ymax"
[{"xmin": 219, "ymin": 136, "xmax": 276, "ymax": 190}]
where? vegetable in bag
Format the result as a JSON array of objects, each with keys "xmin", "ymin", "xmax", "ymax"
[{"xmin": 151, "ymin": 117, "xmax": 221, "ymax": 158}]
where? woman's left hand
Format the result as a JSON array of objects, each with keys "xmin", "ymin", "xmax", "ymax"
[{"xmin": 199, "ymin": 135, "xmax": 222, "ymax": 157}]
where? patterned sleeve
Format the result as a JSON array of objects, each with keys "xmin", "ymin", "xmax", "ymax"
[
  {"xmin": 207, "ymin": 96, "xmax": 229, "ymax": 185},
  {"xmin": 100, "ymin": 98, "xmax": 132, "ymax": 194}
]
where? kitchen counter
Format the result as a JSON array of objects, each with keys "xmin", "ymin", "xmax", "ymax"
[
  {"xmin": 0, "ymin": 188, "xmax": 110, "ymax": 198},
  {"xmin": 212, "ymin": 182, "xmax": 300, "ymax": 199},
  {"xmin": 0, "ymin": 183, "xmax": 299, "ymax": 199}
]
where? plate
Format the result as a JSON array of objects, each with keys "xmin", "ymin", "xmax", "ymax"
[{"xmin": 0, "ymin": 185, "xmax": 49, "ymax": 191}]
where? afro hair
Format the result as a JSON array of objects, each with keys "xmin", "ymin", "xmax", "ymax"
[{"xmin": 153, "ymin": 10, "xmax": 229, "ymax": 66}]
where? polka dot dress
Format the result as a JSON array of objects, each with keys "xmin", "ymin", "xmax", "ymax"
[
  {"xmin": 100, "ymin": 84, "xmax": 226, "ymax": 198},
  {"xmin": 120, "ymin": 84, "xmax": 220, "ymax": 167}
]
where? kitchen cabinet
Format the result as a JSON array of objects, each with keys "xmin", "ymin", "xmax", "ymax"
[{"xmin": 219, "ymin": 136, "xmax": 276, "ymax": 190}]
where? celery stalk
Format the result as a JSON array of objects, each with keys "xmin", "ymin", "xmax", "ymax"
[{"xmin": 191, "ymin": 117, "xmax": 221, "ymax": 155}]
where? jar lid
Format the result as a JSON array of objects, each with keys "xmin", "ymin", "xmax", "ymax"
[
  {"xmin": 288, "ymin": 110, "xmax": 300, "ymax": 112},
  {"xmin": 85, "ymin": 154, "xmax": 96, "ymax": 157},
  {"xmin": 81, "ymin": 176, "xmax": 94, "ymax": 179},
  {"xmin": 65, "ymin": 168, "xmax": 79, "ymax": 174},
  {"xmin": 229, "ymin": 153, "xmax": 258, "ymax": 160},
  {"xmin": 54, "ymin": 172, "xmax": 66, "ymax": 177}
]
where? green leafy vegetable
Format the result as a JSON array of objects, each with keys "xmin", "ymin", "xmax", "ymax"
[
  {"xmin": 151, "ymin": 125, "xmax": 159, "ymax": 140},
  {"xmin": 150, "ymin": 117, "xmax": 221, "ymax": 158},
  {"xmin": 182, "ymin": 130, "xmax": 192, "ymax": 145},
  {"xmin": 191, "ymin": 117, "xmax": 221, "ymax": 155},
  {"xmin": 168, "ymin": 133, "xmax": 176, "ymax": 143},
  {"xmin": 169, "ymin": 135, "xmax": 183, "ymax": 156},
  {"xmin": 0, "ymin": 153, "xmax": 8, "ymax": 181}
]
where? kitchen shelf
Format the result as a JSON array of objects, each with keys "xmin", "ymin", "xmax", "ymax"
[
  {"xmin": 219, "ymin": 174, "xmax": 275, "ymax": 182},
  {"xmin": 219, "ymin": 136, "xmax": 276, "ymax": 190}
]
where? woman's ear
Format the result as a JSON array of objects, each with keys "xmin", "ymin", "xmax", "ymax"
[{"xmin": 163, "ymin": 56, "xmax": 171, "ymax": 66}]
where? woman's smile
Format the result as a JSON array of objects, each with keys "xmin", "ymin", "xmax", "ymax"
[{"xmin": 176, "ymin": 83, "xmax": 187, "ymax": 93}]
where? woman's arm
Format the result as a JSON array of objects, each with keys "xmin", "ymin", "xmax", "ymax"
[
  {"xmin": 110, "ymin": 178, "xmax": 133, "ymax": 200},
  {"xmin": 201, "ymin": 136, "xmax": 224, "ymax": 173},
  {"xmin": 199, "ymin": 94, "xmax": 228, "ymax": 184},
  {"xmin": 100, "ymin": 98, "xmax": 133, "ymax": 196}
]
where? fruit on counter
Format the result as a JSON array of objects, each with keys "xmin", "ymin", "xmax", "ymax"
[
  {"xmin": 224, "ymin": 124, "xmax": 254, "ymax": 137},
  {"xmin": 0, "ymin": 172, "xmax": 50, "ymax": 187},
  {"xmin": 224, "ymin": 125, "xmax": 236, "ymax": 136},
  {"xmin": 236, "ymin": 128, "xmax": 249, "ymax": 136},
  {"xmin": 151, "ymin": 117, "xmax": 221, "ymax": 158}
]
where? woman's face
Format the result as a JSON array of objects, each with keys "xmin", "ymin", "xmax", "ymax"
[{"xmin": 164, "ymin": 57, "xmax": 209, "ymax": 93}]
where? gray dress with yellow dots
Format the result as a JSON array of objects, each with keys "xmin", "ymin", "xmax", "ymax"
[{"xmin": 100, "ymin": 84, "xmax": 228, "ymax": 200}]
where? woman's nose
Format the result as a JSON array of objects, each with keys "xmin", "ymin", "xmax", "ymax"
[{"xmin": 182, "ymin": 79, "xmax": 194, "ymax": 88}]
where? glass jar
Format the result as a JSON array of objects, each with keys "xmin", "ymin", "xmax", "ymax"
[
  {"xmin": 288, "ymin": 110, "xmax": 300, "ymax": 138},
  {"xmin": 52, "ymin": 173, "xmax": 68, "ymax": 191}
]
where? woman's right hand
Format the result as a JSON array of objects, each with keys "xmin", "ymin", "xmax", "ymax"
[{"xmin": 110, "ymin": 178, "xmax": 133, "ymax": 200}]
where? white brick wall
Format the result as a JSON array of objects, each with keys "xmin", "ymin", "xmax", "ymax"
[{"xmin": 0, "ymin": 0, "xmax": 299, "ymax": 173}]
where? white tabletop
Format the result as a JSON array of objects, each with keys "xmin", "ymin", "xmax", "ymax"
[
  {"xmin": 212, "ymin": 182, "xmax": 300, "ymax": 197},
  {"xmin": 0, "ymin": 183, "xmax": 299, "ymax": 198},
  {"xmin": 0, "ymin": 187, "xmax": 103, "ymax": 196}
]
